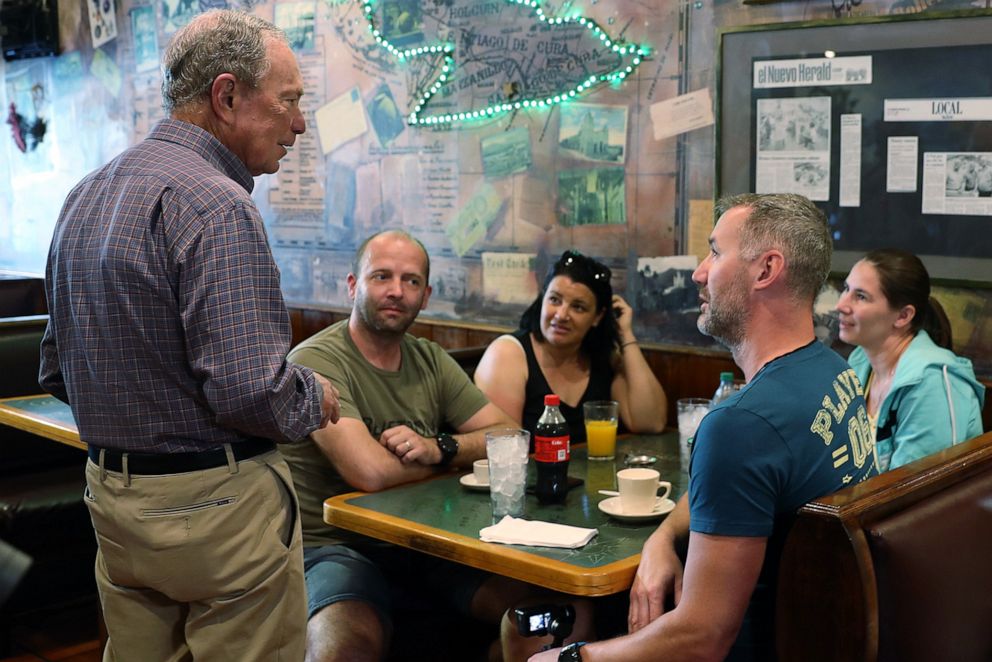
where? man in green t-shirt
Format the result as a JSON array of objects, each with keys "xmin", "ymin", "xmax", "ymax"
[{"xmin": 282, "ymin": 230, "xmax": 593, "ymax": 661}]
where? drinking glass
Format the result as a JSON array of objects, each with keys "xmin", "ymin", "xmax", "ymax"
[
  {"xmin": 485, "ymin": 429, "xmax": 530, "ymax": 523},
  {"xmin": 677, "ymin": 398, "xmax": 712, "ymax": 472},
  {"xmin": 584, "ymin": 400, "xmax": 619, "ymax": 460}
]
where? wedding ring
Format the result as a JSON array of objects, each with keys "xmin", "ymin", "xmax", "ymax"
[{"xmin": 405, "ymin": 441, "xmax": 412, "ymax": 451}]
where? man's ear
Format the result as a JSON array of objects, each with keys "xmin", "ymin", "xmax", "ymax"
[
  {"xmin": 753, "ymin": 249, "xmax": 785, "ymax": 291},
  {"xmin": 346, "ymin": 273, "xmax": 358, "ymax": 301},
  {"xmin": 420, "ymin": 284, "xmax": 433, "ymax": 310},
  {"xmin": 210, "ymin": 73, "xmax": 238, "ymax": 124}
]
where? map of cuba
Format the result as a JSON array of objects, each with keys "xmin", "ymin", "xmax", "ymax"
[{"xmin": 360, "ymin": 0, "xmax": 648, "ymax": 125}]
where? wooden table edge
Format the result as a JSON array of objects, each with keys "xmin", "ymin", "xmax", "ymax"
[
  {"xmin": 324, "ymin": 492, "xmax": 639, "ymax": 597},
  {"xmin": 0, "ymin": 394, "xmax": 85, "ymax": 450}
]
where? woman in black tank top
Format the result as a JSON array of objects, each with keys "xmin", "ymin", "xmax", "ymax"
[{"xmin": 474, "ymin": 250, "xmax": 667, "ymax": 446}]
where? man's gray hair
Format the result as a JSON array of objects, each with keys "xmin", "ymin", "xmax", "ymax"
[
  {"xmin": 715, "ymin": 193, "xmax": 832, "ymax": 304},
  {"xmin": 162, "ymin": 10, "xmax": 286, "ymax": 114}
]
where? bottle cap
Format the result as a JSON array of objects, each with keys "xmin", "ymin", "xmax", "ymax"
[
  {"xmin": 720, "ymin": 372, "xmax": 734, "ymax": 382},
  {"xmin": 544, "ymin": 394, "xmax": 560, "ymax": 406}
]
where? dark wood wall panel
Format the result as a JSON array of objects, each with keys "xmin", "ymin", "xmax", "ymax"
[
  {"xmin": 288, "ymin": 306, "xmax": 992, "ymax": 429},
  {"xmin": 288, "ymin": 306, "xmax": 737, "ymax": 424}
]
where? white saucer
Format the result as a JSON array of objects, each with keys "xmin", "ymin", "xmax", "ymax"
[
  {"xmin": 598, "ymin": 496, "xmax": 675, "ymax": 522},
  {"xmin": 460, "ymin": 474, "xmax": 490, "ymax": 491}
]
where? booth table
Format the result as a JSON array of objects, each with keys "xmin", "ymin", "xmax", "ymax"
[
  {"xmin": 325, "ymin": 433, "xmax": 688, "ymax": 596},
  {"xmin": 0, "ymin": 394, "xmax": 82, "ymax": 449},
  {"xmin": 0, "ymin": 395, "xmax": 690, "ymax": 597}
]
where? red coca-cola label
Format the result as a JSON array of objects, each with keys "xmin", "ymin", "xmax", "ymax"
[{"xmin": 534, "ymin": 434, "xmax": 570, "ymax": 463}]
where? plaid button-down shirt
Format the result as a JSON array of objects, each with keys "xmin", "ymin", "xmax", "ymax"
[{"xmin": 40, "ymin": 119, "xmax": 322, "ymax": 453}]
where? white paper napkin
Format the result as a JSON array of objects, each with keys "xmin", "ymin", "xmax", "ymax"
[{"xmin": 479, "ymin": 516, "xmax": 598, "ymax": 549}]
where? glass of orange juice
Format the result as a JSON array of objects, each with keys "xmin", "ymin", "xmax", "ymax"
[{"xmin": 584, "ymin": 400, "xmax": 619, "ymax": 460}]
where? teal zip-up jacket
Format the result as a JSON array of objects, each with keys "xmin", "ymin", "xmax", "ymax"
[{"xmin": 848, "ymin": 330, "xmax": 985, "ymax": 471}]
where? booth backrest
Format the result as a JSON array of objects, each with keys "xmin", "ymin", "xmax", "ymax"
[
  {"xmin": 776, "ymin": 431, "xmax": 992, "ymax": 662},
  {"xmin": 0, "ymin": 315, "xmax": 84, "ymax": 476},
  {"xmin": 0, "ymin": 315, "xmax": 48, "ymax": 399},
  {"xmin": 0, "ymin": 277, "xmax": 46, "ymax": 318}
]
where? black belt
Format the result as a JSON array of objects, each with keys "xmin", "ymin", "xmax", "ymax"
[{"xmin": 88, "ymin": 438, "xmax": 276, "ymax": 475}]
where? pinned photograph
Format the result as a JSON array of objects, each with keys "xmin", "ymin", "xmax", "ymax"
[
  {"xmin": 130, "ymin": 5, "xmax": 159, "ymax": 72},
  {"xmin": 89, "ymin": 0, "xmax": 119, "ymax": 48},
  {"xmin": 367, "ymin": 84, "xmax": 406, "ymax": 147},
  {"xmin": 557, "ymin": 168, "xmax": 626, "ymax": 226},
  {"xmin": 161, "ymin": 0, "xmax": 196, "ymax": 34},
  {"xmin": 481, "ymin": 128, "xmax": 532, "ymax": 178},
  {"xmin": 559, "ymin": 103, "xmax": 627, "ymax": 164},
  {"xmin": 275, "ymin": 2, "xmax": 316, "ymax": 51}
]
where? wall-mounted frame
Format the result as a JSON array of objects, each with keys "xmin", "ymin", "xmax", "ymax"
[{"xmin": 717, "ymin": 11, "xmax": 992, "ymax": 286}]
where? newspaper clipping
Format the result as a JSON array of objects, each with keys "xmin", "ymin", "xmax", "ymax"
[
  {"xmin": 755, "ymin": 97, "xmax": 832, "ymax": 201},
  {"xmin": 922, "ymin": 152, "xmax": 992, "ymax": 216}
]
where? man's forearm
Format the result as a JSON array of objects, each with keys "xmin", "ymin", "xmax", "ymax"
[
  {"xmin": 659, "ymin": 492, "xmax": 691, "ymax": 544},
  {"xmin": 577, "ymin": 609, "xmax": 726, "ymax": 662}
]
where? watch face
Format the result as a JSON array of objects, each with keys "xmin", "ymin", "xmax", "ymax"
[{"xmin": 437, "ymin": 433, "xmax": 458, "ymax": 465}]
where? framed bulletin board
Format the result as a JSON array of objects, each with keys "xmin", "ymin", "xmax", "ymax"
[{"xmin": 717, "ymin": 12, "xmax": 992, "ymax": 286}]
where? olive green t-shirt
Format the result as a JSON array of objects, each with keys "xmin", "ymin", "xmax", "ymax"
[{"xmin": 281, "ymin": 319, "xmax": 489, "ymax": 546}]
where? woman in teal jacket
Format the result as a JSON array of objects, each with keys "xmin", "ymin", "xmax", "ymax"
[{"xmin": 836, "ymin": 249, "xmax": 985, "ymax": 471}]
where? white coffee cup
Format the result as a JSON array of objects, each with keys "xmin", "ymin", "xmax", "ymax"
[
  {"xmin": 473, "ymin": 459, "xmax": 490, "ymax": 484},
  {"xmin": 617, "ymin": 468, "xmax": 671, "ymax": 514}
]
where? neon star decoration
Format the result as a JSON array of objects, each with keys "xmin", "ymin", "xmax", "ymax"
[{"xmin": 360, "ymin": 0, "xmax": 650, "ymax": 127}]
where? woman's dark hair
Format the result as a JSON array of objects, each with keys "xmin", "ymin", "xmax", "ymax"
[
  {"xmin": 519, "ymin": 250, "xmax": 620, "ymax": 368},
  {"xmin": 861, "ymin": 249, "xmax": 953, "ymax": 349}
]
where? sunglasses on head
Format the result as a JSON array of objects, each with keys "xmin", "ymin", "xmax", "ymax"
[{"xmin": 557, "ymin": 250, "xmax": 611, "ymax": 282}]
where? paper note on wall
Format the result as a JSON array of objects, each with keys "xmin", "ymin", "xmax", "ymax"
[
  {"xmin": 316, "ymin": 87, "xmax": 369, "ymax": 155},
  {"xmin": 687, "ymin": 199, "xmax": 714, "ymax": 262},
  {"xmin": 482, "ymin": 252, "xmax": 537, "ymax": 305},
  {"xmin": 650, "ymin": 88, "xmax": 714, "ymax": 141}
]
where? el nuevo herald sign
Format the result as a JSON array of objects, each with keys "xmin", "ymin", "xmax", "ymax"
[{"xmin": 753, "ymin": 56, "xmax": 872, "ymax": 89}]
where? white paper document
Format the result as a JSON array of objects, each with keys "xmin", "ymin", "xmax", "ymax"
[
  {"xmin": 839, "ymin": 114, "xmax": 862, "ymax": 207},
  {"xmin": 886, "ymin": 136, "xmax": 918, "ymax": 193},
  {"xmin": 755, "ymin": 97, "xmax": 831, "ymax": 201},
  {"xmin": 316, "ymin": 87, "xmax": 369, "ymax": 155},
  {"xmin": 922, "ymin": 152, "xmax": 992, "ymax": 215},
  {"xmin": 482, "ymin": 252, "xmax": 537, "ymax": 305},
  {"xmin": 884, "ymin": 98, "xmax": 992, "ymax": 122},
  {"xmin": 650, "ymin": 88, "xmax": 715, "ymax": 141}
]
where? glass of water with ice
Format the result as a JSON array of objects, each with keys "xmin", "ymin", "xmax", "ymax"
[
  {"xmin": 676, "ymin": 398, "xmax": 712, "ymax": 472},
  {"xmin": 485, "ymin": 429, "xmax": 530, "ymax": 523}
]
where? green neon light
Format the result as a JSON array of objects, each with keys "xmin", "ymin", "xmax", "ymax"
[{"xmin": 360, "ymin": 0, "xmax": 650, "ymax": 127}]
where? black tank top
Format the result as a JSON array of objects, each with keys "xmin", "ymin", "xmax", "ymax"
[{"xmin": 513, "ymin": 329, "xmax": 614, "ymax": 447}]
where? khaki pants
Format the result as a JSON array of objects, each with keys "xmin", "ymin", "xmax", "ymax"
[{"xmin": 84, "ymin": 450, "xmax": 306, "ymax": 662}]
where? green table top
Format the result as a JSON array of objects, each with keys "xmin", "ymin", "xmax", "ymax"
[
  {"xmin": 0, "ymin": 394, "xmax": 82, "ymax": 449},
  {"xmin": 345, "ymin": 432, "xmax": 687, "ymax": 570},
  {"xmin": 0, "ymin": 394, "xmax": 78, "ymax": 428}
]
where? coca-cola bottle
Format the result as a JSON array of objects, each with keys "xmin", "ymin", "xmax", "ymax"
[{"xmin": 534, "ymin": 394, "xmax": 570, "ymax": 505}]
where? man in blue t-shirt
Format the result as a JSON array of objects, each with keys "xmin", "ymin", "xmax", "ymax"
[{"xmin": 534, "ymin": 193, "xmax": 878, "ymax": 662}]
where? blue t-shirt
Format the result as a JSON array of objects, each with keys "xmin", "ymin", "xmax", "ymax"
[{"xmin": 689, "ymin": 340, "xmax": 878, "ymax": 661}]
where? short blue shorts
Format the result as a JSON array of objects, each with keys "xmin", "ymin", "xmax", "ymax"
[{"xmin": 302, "ymin": 541, "xmax": 488, "ymax": 629}]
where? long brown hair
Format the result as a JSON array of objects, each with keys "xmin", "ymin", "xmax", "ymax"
[{"xmin": 860, "ymin": 249, "xmax": 953, "ymax": 349}]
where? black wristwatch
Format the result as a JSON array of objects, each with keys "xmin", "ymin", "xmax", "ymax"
[
  {"xmin": 435, "ymin": 432, "xmax": 458, "ymax": 466},
  {"xmin": 558, "ymin": 641, "xmax": 586, "ymax": 661}
]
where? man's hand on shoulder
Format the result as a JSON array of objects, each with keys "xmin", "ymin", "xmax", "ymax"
[
  {"xmin": 313, "ymin": 373, "xmax": 340, "ymax": 427},
  {"xmin": 379, "ymin": 425, "xmax": 441, "ymax": 465}
]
